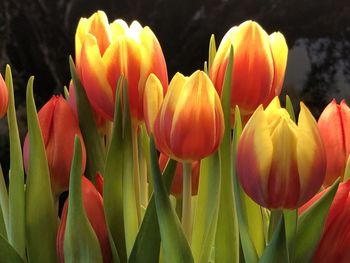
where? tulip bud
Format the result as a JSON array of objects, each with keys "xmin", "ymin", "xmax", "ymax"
[
  {"xmin": 318, "ymin": 99, "xmax": 350, "ymax": 187},
  {"xmin": 0, "ymin": 73, "xmax": 8, "ymax": 118},
  {"xmin": 299, "ymin": 180, "xmax": 350, "ymax": 262},
  {"xmin": 159, "ymin": 153, "xmax": 200, "ymax": 197},
  {"xmin": 210, "ymin": 21, "xmax": 288, "ymax": 121},
  {"xmin": 57, "ymin": 176, "xmax": 112, "ymax": 263},
  {"xmin": 143, "ymin": 73, "xmax": 164, "ymax": 134},
  {"xmin": 153, "ymin": 70, "xmax": 224, "ymax": 162},
  {"xmin": 237, "ymin": 97, "xmax": 326, "ymax": 209},
  {"xmin": 23, "ymin": 96, "xmax": 86, "ymax": 196},
  {"xmin": 75, "ymin": 10, "xmax": 168, "ymax": 122}
]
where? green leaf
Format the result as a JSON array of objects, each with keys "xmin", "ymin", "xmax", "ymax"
[
  {"xmin": 343, "ymin": 156, "xmax": 350, "ymax": 182},
  {"xmin": 285, "ymin": 95, "xmax": 296, "ymax": 122},
  {"xmin": 103, "ymin": 77, "xmax": 124, "ymax": 262},
  {"xmin": 215, "ymin": 45, "xmax": 239, "ymax": 263},
  {"xmin": 64, "ymin": 137, "xmax": 103, "ymax": 263},
  {"xmin": 63, "ymin": 85, "xmax": 69, "ymax": 100},
  {"xmin": 69, "ymin": 56, "xmax": 105, "ymax": 184},
  {"xmin": 259, "ymin": 217, "xmax": 288, "ymax": 263},
  {"xmin": 149, "ymin": 138, "xmax": 194, "ymax": 263},
  {"xmin": 25, "ymin": 76, "xmax": 58, "ymax": 263},
  {"xmin": 191, "ymin": 152, "xmax": 220, "ymax": 263},
  {"xmin": 0, "ymin": 234, "xmax": 25, "ymax": 263},
  {"xmin": 204, "ymin": 61, "xmax": 208, "ymax": 75},
  {"xmin": 283, "ymin": 209, "xmax": 297, "ymax": 262},
  {"xmin": 5, "ymin": 65, "xmax": 25, "ymax": 259},
  {"xmin": 121, "ymin": 80, "xmax": 139, "ymax": 258},
  {"xmin": 232, "ymin": 106, "xmax": 259, "ymax": 263},
  {"xmin": 0, "ymin": 164, "xmax": 9, "ymax": 239},
  {"xmin": 294, "ymin": 179, "xmax": 340, "ymax": 263},
  {"xmin": 208, "ymin": 34, "xmax": 217, "ymax": 72},
  {"xmin": 129, "ymin": 159, "xmax": 177, "ymax": 263}
]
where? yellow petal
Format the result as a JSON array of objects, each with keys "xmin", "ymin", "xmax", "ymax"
[
  {"xmin": 297, "ymin": 102, "xmax": 326, "ymax": 204},
  {"xmin": 144, "ymin": 74, "xmax": 164, "ymax": 134},
  {"xmin": 110, "ymin": 19, "xmax": 128, "ymax": 42},
  {"xmin": 75, "ymin": 18, "xmax": 91, "ymax": 72},
  {"xmin": 88, "ymin": 11, "xmax": 111, "ymax": 55}
]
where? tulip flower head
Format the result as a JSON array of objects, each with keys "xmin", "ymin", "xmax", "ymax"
[
  {"xmin": 57, "ymin": 176, "xmax": 112, "ymax": 263},
  {"xmin": 159, "ymin": 153, "xmax": 200, "ymax": 197},
  {"xmin": 210, "ymin": 20, "xmax": 288, "ymax": 121},
  {"xmin": 237, "ymin": 97, "xmax": 326, "ymax": 209},
  {"xmin": 23, "ymin": 96, "xmax": 86, "ymax": 196},
  {"xmin": 75, "ymin": 10, "xmax": 168, "ymax": 122},
  {"xmin": 0, "ymin": 73, "xmax": 8, "ymax": 118},
  {"xmin": 318, "ymin": 99, "xmax": 350, "ymax": 187},
  {"xmin": 299, "ymin": 180, "xmax": 350, "ymax": 263},
  {"xmin": 153, "ymin": 70, "xmax": 224, "ymax": 162}
]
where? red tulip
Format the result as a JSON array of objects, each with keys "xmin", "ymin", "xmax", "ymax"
[
  {"xmin": 318, "ymin": 99, "xmax": 350, "ymax": 187},
  {"xmin": 158, "ymin": 153, "xmax": 200, "ymax": 197},
  {"xmin": 300, "ymin": 180, "xmax": 350, "ymax": 263},
  {"xmin": 57, "ymin": 176, "xmax": 112, "ymax": 263},
  {"xmin": 23, "ymin": 96, "xmax": 86, "ymax": 196},
  {"xmin": 75, "ymin": 11, "xmax": 168, "ymax": 122},
  {"xmin": 0, "ymin": 73, "xmax": 8, "ymax": 118},
  {"xmin": 153, "ymin": 70, "xmax": 224, "ymax": 162},
  {"xmin": 210, "ymin": 20, "xmax": 288, "ymax": 121}
]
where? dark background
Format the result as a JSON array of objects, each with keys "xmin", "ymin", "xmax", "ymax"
[{"xmin": 0, "ymin": 0, "xmax": 349, "ymax": 174}]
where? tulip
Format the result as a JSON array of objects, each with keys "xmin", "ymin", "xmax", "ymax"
[
  {"xmin": 23, "ymin": 96, "xmax": 86, "ymax": 196},
  {"xmin": 159, "ymin": 153, "xmax": 200, "ymax": 197},
  {"xmin": 236, "ymin": 97, "xmax": 326, "ymax": 209},
  {"xmin": 75, "ymin": 10, "xmax": 168, "ymax": 122},
  {"xmin": 299, "ymin": 180, "xmax": 350, "ymax": 263},
  {"xmin": 210, "ymin": 20, "xmax": 288, "ymax": 120},
  {"xmin": 0, "ymin": 73, "xmax": 8, "ymax": 118},
  {"xmin": 153, "ymin": 70, "xmax": 224, "ymax": 162},
  {"xmin": 57, "ymin": 176, "xmax": 112, "ymax": 263},
  {"xmin": 317, "ymin": 99, "xmax": 350, "ymax": 187}
]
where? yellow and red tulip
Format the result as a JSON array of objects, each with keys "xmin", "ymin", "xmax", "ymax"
[
  {"xmin": 23, "ymin": 96, "xmax": 86, "ymax": 196},
  {"xmin": 57, "ymin": 176, "xmax": 112, "ymax": 263},
  {"xmin": 159, "ymin": 153, "xmax": 200, "ymax": 197},
  {"xmin": 75, "ymin": 10, "xmax": 168, "ymax": 122},
  {"xmin": 0, "ymin": 73, "xmax": 8, "ymax": 118},
  {"xmin": 210, "ymin": 20, "xmax": 288, "ymax": 121},
  {"xmin": 153, "ymin": 70, "xmax": 224, "ymax": 162},
  {"xmin": 299, "ymin": 180, "xmax": 350, "ymax": 263},
  {"xmin": 236, "ymin": 97, "xmax": 326, "ymax": 209},
  {"xmin": 318, "ymin": 99, "xmax": 350, "ymax": 187}
]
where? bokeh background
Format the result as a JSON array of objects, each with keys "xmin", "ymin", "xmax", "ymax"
[{"xmin": 0, "ymin": 0, "xmax": 349, "ymax": 174}]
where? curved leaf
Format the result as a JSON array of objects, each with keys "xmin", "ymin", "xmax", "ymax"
[{"xmin": 0, "ymin": 234, "xmax": 25, "ymax": 263}]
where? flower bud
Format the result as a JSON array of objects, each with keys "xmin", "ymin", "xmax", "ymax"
[
  {"xmin": 57, "ymin": 176, "xmax": 112, "ymax": 263},
  {"xmin": 210, "ymin": 21, "xmax": 288, "ymax": 121},
  {"xmin": 237, "ymin": 97, "xmax": 326, "ymax": 209},
  {"xmin": 0, "ymin": 73, "xmax": 8, "ymax": 118},
  {"xmin": 23, "ymin": 96, "xmax": 86, "ymax": 196},
  {"xmin": 318, "ymin": 99, "xmax": 350, "ymax": 187},
  {"xmin": 154, "ymin": 70, "xmax": 224, "ymax": 162}
]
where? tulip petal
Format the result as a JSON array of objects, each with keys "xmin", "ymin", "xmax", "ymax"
[
  {"xmin": 237, "ymin": 106, "xmax": 273, "ymax": 207},
  {"xmin": 340, "ymin": 99, "xmax": 350, "ymax": 158},
  {"xmin": 80, "ymin": 33, "xmax": 114, "ymax": 120},
  {"xmin": 110, "ymin": 19, "xmax": 128, "ymax": 42},
  {"xmin": 297, "ymin": 102, "xmax": 326, "ymax": 205},
  {"xmin": 264, "ymin": 32, "xmax": 288, "ymax": 105},
  {"xmin": 87, "ymin": 11, "xmax": 111, "ymax": 56}
]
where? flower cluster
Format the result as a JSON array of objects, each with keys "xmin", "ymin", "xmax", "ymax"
[{"xmin": 0, "ymin": 9, "xmax": 348, "ymax": 263}]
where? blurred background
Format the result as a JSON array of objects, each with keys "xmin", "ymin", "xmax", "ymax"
[{"xmin": 0, "ymin": 0, "xmax": 349, "ymax": 174}]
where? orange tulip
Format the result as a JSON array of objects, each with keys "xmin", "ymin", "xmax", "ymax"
[
  {"xmin": 75, "ymin": 10, "xmax": 168, "ymax": 122},
  {"xmin": 299, "ymin": 180, "xmax": 350, "ymax": 263},
  {"xmin": 23, "ymin": 96, "xmax": 86, "ymax": 196},
  {"xmin": 237, "ymin": 97, "xmax": 326, "ymax": 209},
  {"xmin": 159, "ymin": 153, "xmax": 200, "ymax": 197},
  {"xmin": 318, "ymin": 99, "xmax": 350, "ymax": 187},
  {"xmin": 210, "ymin": 20, "xmax": 288, "ymax": 120},
  {"xmin": 57, "ymin": 176, "xmax": 112, "ymax": 263},
  {"xmin": 0, "ymin": 73, "xmax": 8, "ymax": 118},
  {"xmin": 153, "ymin": 70, "xmax": 224, "ymax": 162}
]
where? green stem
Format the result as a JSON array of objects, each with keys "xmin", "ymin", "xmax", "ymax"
[
  {"xmin": 182, "ymin": 162, "xmax": 192, "ymax": 243},
  {"xmin": 139, "ymin": 152, "xmax": 148, "ymax": 216},
  {"xmin": 132, "ymin": 124, "xmax": 141, "ymax": 224},
  {"xmin": 268, "ymin": 209, "xmax": 283, "ymax": 242}
]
